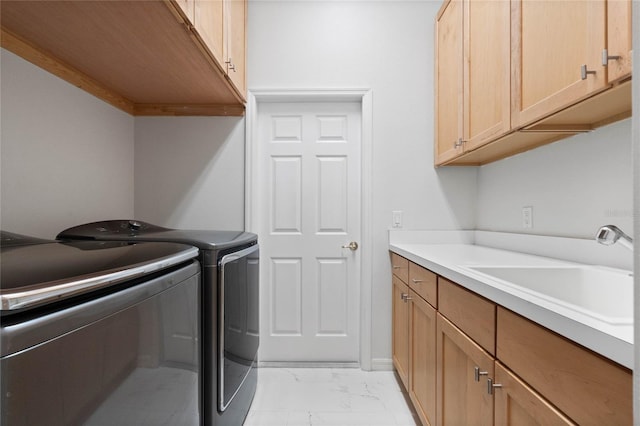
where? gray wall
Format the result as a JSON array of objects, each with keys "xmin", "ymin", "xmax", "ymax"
[
  {"xmin": 134, "ymin": 117, "xmax": 245, "ymax": 231},
  {"xmin": 0, "ymin": 49, "xmax": 135, "ymax": 239},
  {"xmin": 476, "ymin": 119, "xmax": 633, "ymax": 239}
]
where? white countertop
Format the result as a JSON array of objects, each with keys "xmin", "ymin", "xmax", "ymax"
[{"xmin": 389, "ymin": 241, "xmax": 633, "ymax": 369}]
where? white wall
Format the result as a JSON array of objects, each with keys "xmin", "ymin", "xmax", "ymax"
[
  {"xmin": 134, "ymin": 117, "xmax": 246, "ymax": 230},
  {"xmin": 476, "ymin": 119, "xmax": 633, "ymax": 239},
  {"xmin": 247, "ymin": 0, "xmax": 478, "ymax": 364},
  {"xmin": 0, "ymin": 49, "xmax": 135, "ymax": 239}
]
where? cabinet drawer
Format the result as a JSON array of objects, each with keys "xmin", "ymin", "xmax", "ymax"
[
  {"xmin": 390, "ymin": 252, "xmax": 409, "ymax": 283},
  {"xmin": 438, "ymin": 278, "xmax": 495, "ymax": 355},
  {"xmin": 497, "ymin": 307, "xmax": 632, "ymax": 425},
  {"xmin": 408, "ymin": 262, "xmax": 437, "ymax": 307}
]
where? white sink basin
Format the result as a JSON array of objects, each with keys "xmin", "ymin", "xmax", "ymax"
[{"xmin": 463, "ymin": 266, "xmax": 633, "ymax": 324}]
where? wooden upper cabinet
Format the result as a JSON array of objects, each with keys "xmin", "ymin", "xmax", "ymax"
[
  {"xmin": 224, "ymin": 0, "xmax": 247, "ymax": 98},
  {"xmin": 195, "ymin": 0, "xmax": 224, "ymax": 63},
  {"xmin": 0, "ymin": 0, "xmax": 245, "ymax": 116},
  {"xmin": 435, "ymin": 0, "xmax": 464, "ymax": 166},
  {"xmin": 606, "ymin": 0, "xmax": 632, "ymax": 83},
  {"xmin": 175, "ymin": 0, "xmax": 195, "ymax": 22},
  {"xmin": 463, "ymin": 0, "xmax": 510, "ymax": 152},
  {"xmin": 193, "ymin": 0, "xmax": 246, "ymax": 100},
  {"xmin": 435, "ymin": 0, "xmax": 510, "ymax": 165},
  {"xmin": 511, "ymin": 0, "xmax": 607, "ymax": 128}
]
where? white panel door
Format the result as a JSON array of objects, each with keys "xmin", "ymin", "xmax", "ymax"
[{"xmin": 258, "ymin": 101, "xmax": 361, "ymax": 362}]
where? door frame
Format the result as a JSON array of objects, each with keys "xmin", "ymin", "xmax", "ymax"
[{"xmin": 245, "ymin": 88, "xmax": 373, "ymax": 370}]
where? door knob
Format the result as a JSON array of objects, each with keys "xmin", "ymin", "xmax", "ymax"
[{"xmin": 341, "ymin": 241, "xmax": 359, "ymax": 251}]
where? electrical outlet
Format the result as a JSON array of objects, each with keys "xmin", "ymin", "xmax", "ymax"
[
  {"xmin": 392, "ymin": 211, "xmax": 403, "ymax": 228},
  {"xmin": 522, "ymin": 206, "xmax": 533, "ymax": 229}
]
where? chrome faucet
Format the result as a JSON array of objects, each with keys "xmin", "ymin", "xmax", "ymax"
[{"xmin": 595, "ymin": 225, "xmax": 633, "ymax": 251}]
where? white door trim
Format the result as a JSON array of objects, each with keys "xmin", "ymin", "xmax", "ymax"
[{"xmin": 245, "ymin": 88, "xmax": 373, "ymax": 370}]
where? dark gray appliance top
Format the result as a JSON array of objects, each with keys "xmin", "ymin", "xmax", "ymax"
[
  {"xmin": 1, "ymin": 236, "xmax": 198, "ymax": 312},
  {"xmin": 1, "ymin": 230, "xmax": 53, "ymax": 247},
  {"xmin": 57, "ymin": 220, "xmax": 257, "ymax": 251}
]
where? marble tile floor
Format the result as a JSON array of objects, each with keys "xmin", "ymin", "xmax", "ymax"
[{"xmin": 244, "ymin": 368, "xmax": 419, "ymax": 426}]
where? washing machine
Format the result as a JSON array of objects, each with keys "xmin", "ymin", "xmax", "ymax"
[
  {"xmin": 57, "ymin": 220, "xmax": 259, "ymax": 426},
  {"xmin": 1, "ymin": 230, "xmax": 201, "ymax": 425}
]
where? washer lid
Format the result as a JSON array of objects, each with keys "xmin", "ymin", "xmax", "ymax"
[
  {"xmin": 1, "ymin": 239, "xmax": 198, "ymax": 311},
  {"xmin": 57, "ymin": 220, "xmax": 257, "ymax": 250}
]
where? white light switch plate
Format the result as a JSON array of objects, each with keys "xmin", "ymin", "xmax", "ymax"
[
  {"xmin": 392, "ymin": 211, "xmax": 403, "ymax": 228},
  {"xmin": 522, "ymin": 206, "xmax": 533, "ymax": 229}
]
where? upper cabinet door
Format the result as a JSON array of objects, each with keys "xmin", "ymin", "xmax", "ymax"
[
  {"xmin": 224, "ymin": 0, "xmax": 247, "ymax": 99},
  {"xmin": 463, "ymin": 0, "xmax": 510, "ymax": 152},
  {"xmin": 175, "ymin": 0, "xmax": 195, "ymax": 22},
  {"xmin": 606, "ymin": 0, "xmax": 632, "ymax": 83},
  {"xmin": 435, "ymin": 0, "xmax": 464, "ymax": 166},
  {"xmin": 511, "ymin": 0, "xmax": 606, "ymax": 128},
  {"xmin": 195, "ymin": 0, "xmax": 224, "ymax": 63}
]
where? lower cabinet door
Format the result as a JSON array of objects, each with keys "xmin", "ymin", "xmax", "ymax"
[
  {"xmin": 436, "ymin": 314, "xmax": 493, "ymax": 426},
  {"xmin": 494, "ymin": 362, "xmax": 575, "ymax": 426},
  {"xmin": 409, "ymin": 291, "xmax": 437, "ymax": 426},
  {"xmin": 392, "ymin": 276, "xmax": 410, "ymax": 387}
]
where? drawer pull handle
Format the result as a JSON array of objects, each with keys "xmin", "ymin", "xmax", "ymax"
[
  {"xmin": 392, "ymin": 266, "xmax": 404, "ymax": 269},
  {"xmin": 487, "ymin": 378, "xmax": 502, "ymax": 395},
  {"xmin": 411, "ymin": 279, "xmax": 424, "ymax": 284},
  {"xmin": 474, "ymin": 366, "xmax": 488, "ymax": 382},
  {"xmin": 400, "ymin": 293, "xmax": 413, "ymax": 303}
]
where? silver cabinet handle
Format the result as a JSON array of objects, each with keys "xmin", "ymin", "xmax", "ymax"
[
  {"xmin": 401, "ymin": 293, "xmax": 413, "ymax": 303},
  {"xmin": 474, "ymin": 366, "xmax": 488, "ymax": 382},
  {"xmin": 602, "ymin": 48, "xmax": 622, "ymax": 66},
  {"xmin": 225, "ymin": 59, "xmax": 236, "ymax": 72},
  {"xmin": 581, "ymin": 64, "xmax": 596, "ymax": 80},
  {"xmin": 342, "ymin": 241, "xmax": 359, "ymax": 251},
  {"xmin": 487, "ymin": 378, "xmax": 502, "ymax": 395},
  {"xmin": 454, "ymin": 138, "xmax": 465, "ymax": 148},
  {"xmin": 411, "ymin": 278, "xmax": 424, "ymax": 284}
]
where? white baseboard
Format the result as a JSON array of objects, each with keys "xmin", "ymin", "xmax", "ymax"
[
  {"xmin": 257, "ymin": 361, "xmax": 360, "ymax": 368},
  {"xmin": 370, "ymin": 358, "xmax": 394, "ymax": 371},
  {"xmin": 257, "ymin": 359, "xmax": 394, "ymax": 371}
]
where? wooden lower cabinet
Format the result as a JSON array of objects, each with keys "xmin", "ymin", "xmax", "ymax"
[
  {"xmin": 392, "ymin": 275, "xmax": 410, "ymax": 388},
  {"xmin": 408, "ymin": 290, "xmax": 437, "ymax": 426},
  {"xmin": 494, "ymin": 362, "xmax": 574, "ymax": 426},
  {"xmin": 390, "ymin": 256, "xmax": 632, "ymax": 426},
  {"xmin": 497, "ymin": 307, "xmax": 632, "ymax": 425},
  {"xmin": 436, "ymin": 314, "xmax": 493, "ymax": 426}
]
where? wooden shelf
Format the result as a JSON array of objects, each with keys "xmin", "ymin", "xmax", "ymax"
[{"xmin": 0, "ymin": 0, "xmax": 245, "ymax": 116}]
